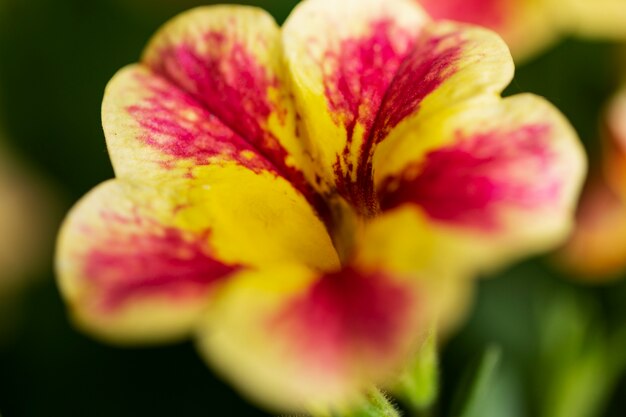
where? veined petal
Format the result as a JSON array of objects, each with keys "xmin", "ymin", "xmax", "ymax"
[
  {"xmin": 282, "ymin": 0, "xmax": 427, "ymax": 215},
  {"xmin": 104, "ymin": 5, "xmax": 329, "ymax": 219},
  {"xmin": 103, "ymin": 65, "xmax": 275, "ymax": 183},
  {"xmin": 416, "ymin": 0, "xmax": 560, "ymax": 62},
  {"xmin": 57, "ymin": 181, "xmax": 229, "ymax": 344},
  {"xmin": 56, "ymin": 171, "xmax": 339, "ymax": 344},
  {"xmin": 141, "ymin": 5, "xmax": 315, "ymax": 186},
  {"xmin": 196, "ymin": 264, "xmax": 426, "ymax": 412},
  {"xmin": 556, "ymin": 175, "xmax": 626, "ymax": 281},
  {"xmin": 283, "ymin": 1, "xmax": 513, "ymax": 215},
  {"xmin": 376, "ymin": 94, "xmax": 586, "ymax": 271}
]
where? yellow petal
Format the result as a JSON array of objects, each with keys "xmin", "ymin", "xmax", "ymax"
[
  {"xmin": 375, "ymin": 94, "xmax": 586, "ymax": 273},
  {"xmin": 103, "ymin": 65, "xmax": 276, "ymax": 184},
  {"xmin": 283, "ymin": 3, "xmax": 513, "ymax": 215},
  {"xmin": 283, "ymin": 0, "xmax": 428, "ymax": 214},
  {"xmin": 57, "ymin": 180, "xmax": 224, "ymax": 344},
  {"xmin": 104, "ymin": 5, "xmax": 328, "ymax": 218},
  {"xmin": 141, "ymin": 5, "xmax": 318, "ymax": 190},
  {"xmin": 196, "ymin": 263, "xmax": 426, "ymax": 412},
  {"xmin": 56, "ymin": 170, "xmax": 339, "ymax": 345},
  {"xmin": 355, "ymin": 207, "xmax": 475, "ymax": 334}
]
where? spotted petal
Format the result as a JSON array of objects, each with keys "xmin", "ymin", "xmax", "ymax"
[
  {"xmin": 283, "ymin": 0, "xmax": 513, "ymax": 215},
  {"xmin": 196, "ymin": 263, "xmax": 427, "ymax": 412},
  {"xmin": 56, "ymin": 174, "xmax": 338, "ymax": 344},
  {"xmin": 375, "ymin": 94, "xmax": 586, "ymax": 272}
]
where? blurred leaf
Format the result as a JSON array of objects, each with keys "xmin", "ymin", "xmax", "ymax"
[
  {"xmin": 534, "ymin": 289, "xmax": 621, "ymax": 417},
  {"xmin": 449, "ymin": 346, "xmax": 501, "ymax": 417},
  {"xmin": 396, "ymin": 329, "xmax": 439, "ymax": 412}
]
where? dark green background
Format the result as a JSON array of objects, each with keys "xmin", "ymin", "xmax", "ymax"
[{"xmin": 0, "ymin": 1, "xmax": 624, "ymax": 416}]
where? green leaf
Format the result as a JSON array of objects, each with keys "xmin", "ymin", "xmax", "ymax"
[
  {"xmin": 449, "ymin": 346, "xmax": 502, "ymax": 417},
  {"xmin": 395, "ymin": 329, "xmax": 439, "ymax": 412}
]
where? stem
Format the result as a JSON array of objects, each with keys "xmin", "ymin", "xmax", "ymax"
[{"xmin": 309, "ymin": 389, "xmax": 401, "ymax": 417}]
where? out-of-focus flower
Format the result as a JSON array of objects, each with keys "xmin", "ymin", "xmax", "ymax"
[
  {"xmin": 557, "ymin": 175, "xmax": 626, "ymax": 280},
  {"xmin": 604, "ymin": 88, "xmax": 626, "ymax": 200},
  {"xmin": 561, "ymin": 0, "xmax": 626, "ymax": 41},
  {"xmin": 416, "ymin": 0, "xmax": 626, "ymax": 62},
  {"xmin": 559, "ymin": 89, "xmax": 626, "ymax": 281},
  {"xmin": 55, "ymin": 0, "xmax": 585, "ymax": 412},
  {"xmin": 0, "ymin": 132, "xmax": 59, "ymax": 340},
  {"xmin": 0, "ymin": 141, "xmax": 56, "ymax": 296}
]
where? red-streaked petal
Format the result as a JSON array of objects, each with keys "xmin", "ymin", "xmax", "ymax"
[
  {"xmin": 196, "ymin": 264, "xmax": 426, "ymax": 411},
  {"xmin": 282, "ymin": 0, "xmax": 428, "ymax": 215},
  {"xmin": 376, "ymin": 94, "xmax": 585, "ymax": 271},
  {"xmin": 283, "ymin": 1, "xmax": 513, "ymax": 215},
  {"xmin": 103, "ymin": 65, "xmax": 276, "ymax": 182},
  {"xmin": 57, "ymin": 172, "xmax": 339, "ymax": 344},
  {"xmin": 140, "ymin": 6, "xmax": 322, "ymax": 201},
  {"xmin": 56, "ymin": 181, "xmax": 236, "ymax": 343},
  {"xmin": 355, "ymin": 207, "xmax": 475, "ymax": 334},
  {"xmin": 380, "ymin": 123, "xmax": 561, "ymax": 229}
]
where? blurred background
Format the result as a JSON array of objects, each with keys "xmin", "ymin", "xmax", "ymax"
[{"xmin": 0, "ymin": 0, "xmax": 625, "ymax": 416}]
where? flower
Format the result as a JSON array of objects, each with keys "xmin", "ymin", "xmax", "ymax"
[
  {"xmin": 415, "ymin": 0, "xmax": 626, "ymax": 61},
  {"xmin": 558, "ymin": 88, "xmax": 626, "ymax": 280},
  {"xmin": 604, "ymin": 87, "xmax": 626, "ymax": 199},
  {"xmin": 55, "ymin": 0, "xmax": 585, "ymax": 412},
  {"xmin": 0, "ymin": 141, "xmax": 56, "ymax": 298}
]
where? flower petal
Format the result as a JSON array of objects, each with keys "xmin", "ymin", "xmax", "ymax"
[
  {"xmin": 355, "ymin": 207, "xmax": 475, "ymax": 333},
  {"xmin": 556, "ymin": 175, "xmax": 626, "ymax": 281},
  {"xmin": 103, "ymin": 65, "xmax": 278, "ymax": 184},
  {"xmin": 57, "ymin": 181, "xmax": 228, "ymax": 344},
  {"xmin": 56, "ymin": 171, "xmax": 339, "ymax": 344},
  {"xmin": 104, "ymin": 6, "xmax": 328, "ymax": 219},
  {"xmin": 376, "ymin": 94, "xmax": 586, "ymax": 271},
  {"xmin": 141, "ymin": 5, "xmax": 315, "ymax": 185},
  {"xmin": 196, "ymin": 264, "xmax": 427, "ymax": 412},
  {"xmin": 283, "ymin": 1, "xmax": 513, "ymax": 214}
]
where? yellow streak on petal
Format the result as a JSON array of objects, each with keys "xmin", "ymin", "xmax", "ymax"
[{"xmin": 177, "ymin": 164, "xmax": 339, "ymax": 272}]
